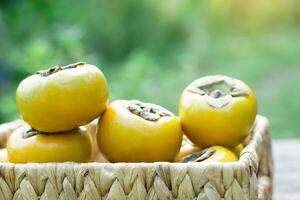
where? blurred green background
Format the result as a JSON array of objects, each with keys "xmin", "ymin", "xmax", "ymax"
[{"xmin": 0, "ymin": 0, "xmax": 299, "ymax": 138}]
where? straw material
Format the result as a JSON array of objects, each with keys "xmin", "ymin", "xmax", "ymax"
[{"xmin": 0, "ymin": 115, "xmax": 273, "ymax": 200}]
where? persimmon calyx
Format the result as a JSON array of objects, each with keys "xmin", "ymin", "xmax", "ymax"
[
  {"xmin": 181, "ymin": 148, "xmax": 216, "ymax": 162},
  {"xmin": 188, "ymin": 75, "xmax": 249, "ymax": 108},
  {"xmin": 36, "ymin": 62, "xmax": 85, "ymax": 77},
  {"xmin": 127, "ymin": 100, "xmax": 172, "ymax": 121},
  {"xmin": 23, "ymin": 128, "xmax": 50, "ymax": 138}
]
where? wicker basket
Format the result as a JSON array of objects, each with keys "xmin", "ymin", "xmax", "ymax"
[{"xmin": 0, "ymin": 115, "xmax": 273, "ymax": 200}]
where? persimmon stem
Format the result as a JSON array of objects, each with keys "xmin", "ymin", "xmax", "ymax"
[{"xmin": 209, "ymin": 89, "xmax": 224, "ymax": 98}]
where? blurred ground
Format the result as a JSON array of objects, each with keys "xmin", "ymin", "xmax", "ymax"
[
  {"xmin": 0, "ymin": 1, "xmax": 300, "ymax": 138},
  {"xmin": 273, "ymin": 140, "xmax": 300, "ymax": 199}
]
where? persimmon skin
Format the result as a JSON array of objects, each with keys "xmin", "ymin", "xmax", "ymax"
[
  {"xmin": 97, "ymin": 100, "xmax": 183, "ymax": 162},
  {"xmin": 16, "ymin": 63, "xmax": 109, "ymax": 133}
]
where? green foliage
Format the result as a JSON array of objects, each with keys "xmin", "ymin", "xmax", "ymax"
[{"xmin": 0, "ymin": 0, "xmax": 300, "ymax": 137}]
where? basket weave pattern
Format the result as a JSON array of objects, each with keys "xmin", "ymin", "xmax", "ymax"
[{"xmin": 0, "ymin": 116, "xmax": 273, "ymax": 200}]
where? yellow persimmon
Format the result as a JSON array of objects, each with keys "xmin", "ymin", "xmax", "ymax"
[
  {"xmin": 16, "ymin": 62, "xmax": 109, "ymax": 133},
  {"xmin": 179, "ymin": 75, "xmax": 257, "ymax": 148},
  {"xmin": 7, "ymin": 125, "xmax": 92, "ymax": 163},
  {"xmin": 181, "ymin": 145, "xmax": 238, "ymax": 163},
  {"xmin": 97, "ymin": 100, "xmax": 183, "ymax": 162}
]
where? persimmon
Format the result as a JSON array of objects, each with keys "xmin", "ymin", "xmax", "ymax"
[
  {"xmin": 16, "ymin": 62, "xmax": 109, "ymax": 132},
  {"xmin": 179, "ymin": 75, "xmax": 257, "ymax": 148},
  {"xmin": 180, "ymin": 145, "xmax": 238, "ymax": 163},
  {"xmin": 97, "ymin": 100, "xmax": 182, "ymax": 162},
  {"xmin": 7, "ymin": 125, "xmax": 92, "ymax": 163}
]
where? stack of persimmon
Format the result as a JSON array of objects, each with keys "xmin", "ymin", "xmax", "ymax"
[
  {"xmin": 7, "ymin": 62, "xmax": 109, "ymax": 163},
  {"xmin": 3, "ymin": 62, "xmax": 257, "ymax": 164}
]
